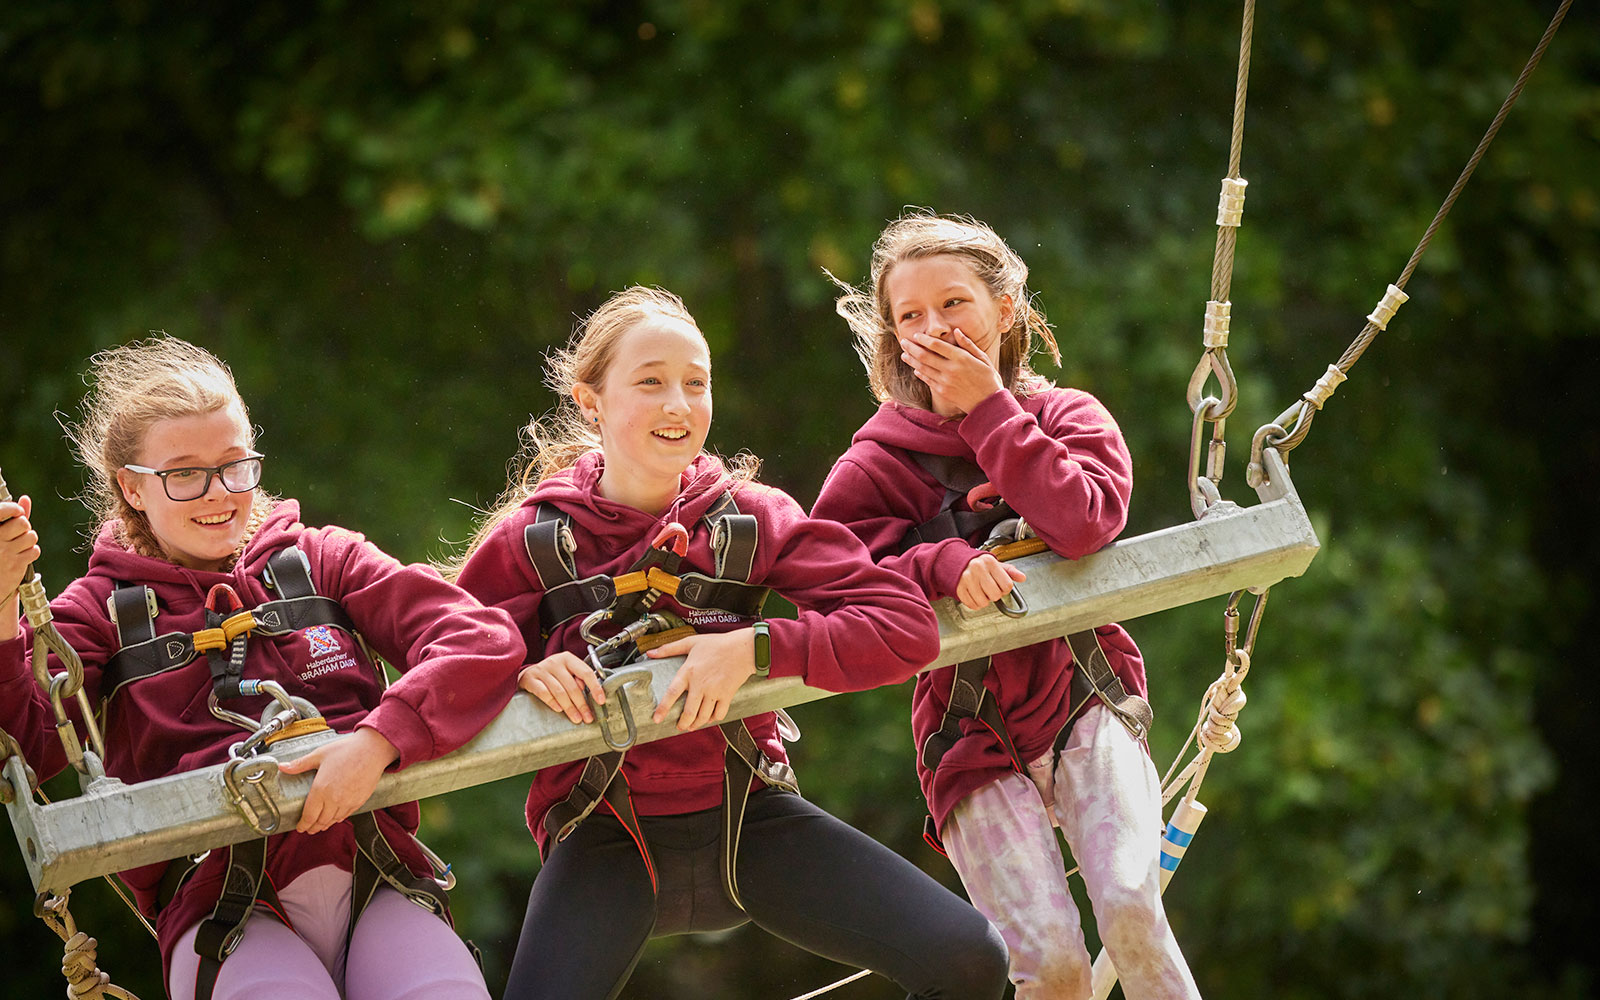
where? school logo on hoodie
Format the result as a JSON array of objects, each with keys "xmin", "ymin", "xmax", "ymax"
[{"xmin": 301, "ymin": 625, "xmax": 358, "ymax": 680}]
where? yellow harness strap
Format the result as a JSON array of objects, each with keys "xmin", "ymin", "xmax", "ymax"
[
  {"xmin": 989, "ymin": 537, "xmax": 1048, "ymax": 562},
  {"xmin": 633, "ymin": 624, "xmax": 698, "ymax": 653},
  {"xmin": 192, "ymin": 611, "xmax": 260, "ymax": 654},
  {"xmin": 262, "ymin": 716, "xmax": 332, "ymax": 747},
  {"xmin": 612, "ymin": 566, "xmax": 682, "ymax": 598}
]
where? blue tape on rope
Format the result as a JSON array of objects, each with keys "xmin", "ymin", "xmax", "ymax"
[
  {"xmin": 1164, "ymin": 822, "xmax": 1194, "ymax": 848},
  {"xmin": 1160, "ymin": 851, "xmax": 1182, "ymax": 872}
]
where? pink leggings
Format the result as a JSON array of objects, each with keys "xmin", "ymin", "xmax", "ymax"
[
  {"xmin": 167, "ymin": 864, "xmax": 488, "ymax": 1000},
  {"xmin": 941, "ymin": 704, "xmax": 1201, "ymax": 1000}
]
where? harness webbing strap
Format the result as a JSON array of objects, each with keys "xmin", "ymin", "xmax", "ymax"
[
  {"xmin": 525, "ymin": 491, "xmax": 768, "ymax": 634},
  {"xmin": 712, "ymin": 512, "xmax": 759, "ymax": 582},
  {"xmin": 523, "ymin": 507, "xmax": 576, "ymax": 590},
  {"xmin": 100, "ymin": 596, "xmax": 359, "ymax": 702},
  {"xmin": 895, "ymin": 450, "xmax": 1014, "ymax": 554},
  {"xmin": 192, "ymin": 838, "xmax": 274, "ymax": 1000},
  {"xmin": 1063, "ymin": 630, "xmax": 1154, "ymax": 743},
  {"xmin": 109, "ymin": 584, "xmax": 156, "ymax": 646},
  {"xmin": 100, "ymin": 547, "xmax": 360, "ymax": 703},
  {"xmin": 349, "ymin": 813, "xmax": 453, "ymax": 940},
  {"xmin": 919, "ymin": 657, "xmax": 1028, "ymax": 777},
  {"xmin": 719, "ymin": 719, "xmax": 799, "ymax": 910},
  {"xmin": 541, "ymin": 751, "xmax": 660, "ymax": 890},
  {"xmin": 544, "ymin": 752, "xmax": 627, "ymax": 844}
]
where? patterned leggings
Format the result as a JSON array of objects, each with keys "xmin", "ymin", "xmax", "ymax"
[
  {"xmin": 941, "ymin": 704, "xmax": 1202, "ymax": 1000},
  {"xmin": 167, "ymin": 864, "xmax": 488, "ymax": 1000}
]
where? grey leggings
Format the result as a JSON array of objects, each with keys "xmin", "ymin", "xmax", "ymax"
[{"xmin": 503, "ymin": 789, "xmax": 1008, "ymax": 1000}]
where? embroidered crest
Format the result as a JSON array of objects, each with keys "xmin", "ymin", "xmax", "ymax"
[{"xmin": 305, "ymin": 625, "xmax": 341, "ymax": 657}]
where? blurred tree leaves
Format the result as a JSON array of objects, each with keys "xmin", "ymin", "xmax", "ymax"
[{"xmin": 3, "ymin": 1, "xmax": 1597, "ymax": 997}]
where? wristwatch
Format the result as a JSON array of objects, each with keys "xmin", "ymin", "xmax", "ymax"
[{"xmin": 752, "ymin": 620, "xmax": 771, "ymax": 677}]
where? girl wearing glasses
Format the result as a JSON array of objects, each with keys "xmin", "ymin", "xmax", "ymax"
[{"xmin": 0, "ymin": 337, "xmax": 525, "ymax": 1000}]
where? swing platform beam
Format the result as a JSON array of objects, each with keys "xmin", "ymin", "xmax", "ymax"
[{"xmin": 4, "ymin": 450, "xmax": 1317, "ymax": 894}]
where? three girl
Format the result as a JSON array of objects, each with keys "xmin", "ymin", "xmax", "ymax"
[
  {"xmin": 0, "ymin": 337, "xmax": 526, "ymax": 1000},
  {"xmin": 813, "ymin": 212, "xmax": 1202, "ymax": 999},
  {"xmin": 451, "ymin": 286, "xmax": 1008, "ymax": 1000}
]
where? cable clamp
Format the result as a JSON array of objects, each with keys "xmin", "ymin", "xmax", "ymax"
[
  {"xmin": 1303, "ymin": 365, "xmax": 1347, "ymax": 410},
  {"xmin": 1216, "ymin": 177, "xmax": 1248, "ymax": 227},
  {"xmin": 1203, "ymin": 300, "xmax": 1231, "ymax": 348},
  {"xmin": 1367, "ymin": 283, "xmax": 1409, "ymax": 330}
]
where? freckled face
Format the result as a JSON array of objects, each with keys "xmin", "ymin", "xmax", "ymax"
[
  {"xmin": 886, "ymin": 254, "xmax": 1013, "ymax": 368},
  {"xmin": 577, "ymin": 316, "xmax": 713, "ymax": 511},
  {"xmin": 115, "ymin": 407, "xmax": 257, "ymax": 572}
]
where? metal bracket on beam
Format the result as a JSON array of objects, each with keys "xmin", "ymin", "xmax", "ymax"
[{"xmin": 5, "ymin": 450, "xmax": 1317, "ymax": 893}]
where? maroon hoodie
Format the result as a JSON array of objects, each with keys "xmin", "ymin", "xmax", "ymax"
[
  {"xmin": 811, "ymin": 385, "xmax": 1148, "ymax": 831},
  {"xmin": 455, "ymin": 451, "xmax": 940, "ymax": 852},
  {"xmin": 0, "ymin": 500, "xmax": 525, "ymax": 975}
]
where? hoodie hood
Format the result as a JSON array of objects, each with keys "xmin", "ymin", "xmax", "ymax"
[
  {"xmin": 525, "ymin": 450, "xmax": 736, "ymax": 545},
  {"xmin": 851, "ymin": 400, "xmax": 979, "ymax": 459},
  {"xmin": 85, "ymin": 499, "xmax": 305, "ymax": 596}
]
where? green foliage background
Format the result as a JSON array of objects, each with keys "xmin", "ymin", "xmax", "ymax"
[{"xmin": 3, "ymin": 2, "xmax": 1596, "ymax": 997}]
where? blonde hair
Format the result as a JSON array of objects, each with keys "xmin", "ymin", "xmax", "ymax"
[
  {"xmin": 447, "ymin": 287, "xmax": 758, "ymax": 578},
  {"xmin": 833, "ymin": 210, "xmax": 1060, "ymax": 408},
  {"xmin": 63, "ymin": 336, "xmax": 273, "ymax": 563}
]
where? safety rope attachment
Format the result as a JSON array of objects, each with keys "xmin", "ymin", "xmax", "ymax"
[{"xmin": 35, "ymin": 890, "xmax": 142, "ymax": 1000}]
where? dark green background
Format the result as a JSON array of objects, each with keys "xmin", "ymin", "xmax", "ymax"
[{"xmin": 4, "ymin": 2, "xmax": 1596, "ymax": 997}]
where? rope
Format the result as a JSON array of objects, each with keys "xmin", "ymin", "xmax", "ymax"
[
  {"xmin": 36, "ymin": 891, "xmax": 143, "ymax": 1000},
  {"xmin": 1335, "ymin": 0, "xmax": 1572, "ymax": 377},
  {"xmin": 1186, "ymin": 0, "xmax": 1257, "ymax": 515},
  {"xmin": 787, "ymin": 969, "xmax": 871, "ymax": 1000},
  {"xmin": 1211, "ymin": 0, "xmax": 1256, "ymax": 305},
  {"xmin": 1254, "ymin": 0, "xmax": 1574, "ymax": 471},
  {"xmin": 1160, "ymin": 589, "xmax": 1268, "ymax": 808}
]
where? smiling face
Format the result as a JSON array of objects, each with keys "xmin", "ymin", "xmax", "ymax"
[
  {"xmin": 575, "ymin": 314, "xmax": 713, "ymax": 514},
  {"xmin": 114, "ymin": 406, "xmax": 257, "ymax": 572},
  {"xmin": 886, "ymin": 253, "xmax": 1015, "ymax": 400}
]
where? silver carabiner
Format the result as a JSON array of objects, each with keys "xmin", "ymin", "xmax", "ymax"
[
  {"xmin": 995, "ymin": 588, "xmax": 1029, "ymax": 619},
  {"xmin": 221, "ymin": 753, "xmax": 282, "ymax": 835},
  {"xmin": 589, "ymin": 663, "xmax": 656, "ymax": 751},
  {"xmin": 239, "ymin": 678, "xmax": 321, "ymax": 728}
]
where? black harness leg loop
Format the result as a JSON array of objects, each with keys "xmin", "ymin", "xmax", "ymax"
[
  {"xmin": 192, "ymin": 838, "xmax": 273, "ymax": 1000},
  {"xmin": 717, "ymin": 719, "xmax": 799, "ymax": 911},
  {"xmin": 349, "ymin": 814, "xmax": 453, "ymax": 931},
  {"xmin": 1064, "ymin": 630, "xmax": 1153, "ymax": 742}
]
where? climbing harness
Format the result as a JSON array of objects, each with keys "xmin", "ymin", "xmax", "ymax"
[
  {"xmin": 525, "ymin": 492, "xmax": 800, "ymax": 911},
  {"xmin": 0, "ymin": 3, "xmax": 1575, "ymax": 995},
  {"xmin": 896, "ymin": 450, "xmax": 1155, "ymax": 854},
  {"xmin": 0, "ymin": 475, "xmax": 466, "ymax": 1000},
  {"xmin": 101, "ymin": 546, "xmax": 380, "ymax": 707}
]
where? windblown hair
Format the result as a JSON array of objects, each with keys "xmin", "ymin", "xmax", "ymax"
[
  {"xmin": 446, "ymin": 287, "xmax": 759, "ymax": 579},
  {"xmin": 832, "ymin": 210, "xmax": 1060, "ymax": 409},
  {"xmin": 62, "ymin": 336, "xmax": 273, "ymax": 562}
]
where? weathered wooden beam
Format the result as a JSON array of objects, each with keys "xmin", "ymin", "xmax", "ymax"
[{"xmin": 5, "ymin": 451, "xmax": 1318, "ymax": 893}]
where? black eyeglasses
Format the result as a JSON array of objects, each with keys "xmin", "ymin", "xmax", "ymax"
[{"xmin": 122, "ymin": 455, "xmax": 265, "ymax": 502}]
